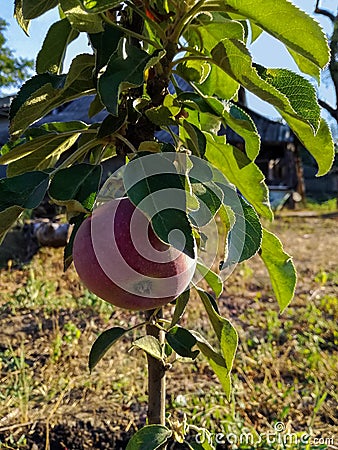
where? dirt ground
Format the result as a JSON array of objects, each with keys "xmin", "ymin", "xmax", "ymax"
[{"xmin": 0, "ymin": 214, "xmax": 337, "ymax": 449}]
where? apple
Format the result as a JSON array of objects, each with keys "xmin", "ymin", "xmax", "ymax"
[{"xmin": 72, "ymin": 197, "xmax": 196, "ymax": 311}]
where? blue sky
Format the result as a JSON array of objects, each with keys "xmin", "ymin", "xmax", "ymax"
[{"xmin": 1, "ymin": 0, "xmax": 336, "ymax": 125}]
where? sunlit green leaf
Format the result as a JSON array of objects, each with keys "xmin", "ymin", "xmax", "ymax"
[
  {"xmin": 220, "ymin": 195, "xmax": 262, "ymax": 266},
  {"xmin": 279, "ymin": 115, "xmax": 334, "ymax": 177},
  {"xmin": 80, "ymin": 0, "xmax": 122, "ymax": 13},
  {"xmin": 204, "ymin": 133, "xmax": 272, "ymax": 219},
  {"xmin": 198, "ymin": 63, "xmax": 240, "ymax": 101},
  {"xmin": 10, "ymin": 54, "xmax": 95, "ymax": 139},
  {"xmin": 222, "ymin": 0, "xmax": 330, "ymax": 70},
  {"xmin": 132, "ymin": 336, "xmax": 163, "ymax": 361},
  {"xmin": 211, "ymin": 40, "xmax": 321, "ymax": 132},
  {"xmin": 196, "ymin": 262, "xmax": 223, "ymax": 298},
  {"xmin": 59, "ymin": 0, "xmax": 104, "ymax": 32},
  {"xmin": 203, "ymin": 96, "xmax": 260, "ymax": 161},
  {"xmin": 260, "ymin": 228, "xmax": 297, "ymax": 312},
  {"xmin": 181, "ymin": 121, "xmax": 207, "ymax": 158},
  {"xmin": 287, "ymin": 48, "xmax": 321, "ymax": 83},
  {"xmin": 6, "ymin": 134, "xmax": 81, "ymax": 177},
  {"xmin": 256, "ymin": 65, "xmax": 320, "ymax": 132},
  {"xmin": 190, "ymin": 328, "xmax": 232, "ymax": 400},
  {"xmin": 14, "ymin": 0, "xmax": 30, "ymax": 35},
  {"xmin": 185, "ymin": 15, "xmax": 245, "ymax": 52}
]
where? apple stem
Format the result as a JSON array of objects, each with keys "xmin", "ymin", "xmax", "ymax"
[{"xmin": 145, "ymin": 308, "xmax": 166, "ymax": 429}]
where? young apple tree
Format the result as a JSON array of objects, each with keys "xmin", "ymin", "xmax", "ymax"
[{"xmin": 0, "ymin": 0, "xmax": 334, "ymax": 448}]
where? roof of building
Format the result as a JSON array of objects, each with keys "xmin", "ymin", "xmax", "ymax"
[{"xmin": 0, "ymin": 92, "xmax": 294, "ymax": 147}]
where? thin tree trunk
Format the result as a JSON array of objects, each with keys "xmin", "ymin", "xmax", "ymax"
[{"xmin": 145, "ymin": 308, "xmax": 166, "ymax": 426}]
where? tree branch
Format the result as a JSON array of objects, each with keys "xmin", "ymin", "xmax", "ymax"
[
  {"xmin": 315, "ymin": 0, "xmax": 336, "ymax": 22},
  {"xmin": 318, "ymin": 98, "xmax": 338, "ymax": 121}
]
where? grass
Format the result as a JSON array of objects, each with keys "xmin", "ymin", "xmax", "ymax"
[
  {"xmin": 304, "ymin": 198, "xmax": 337, "ymax": 213},
  {"xmin": 0, "ymin": 217, "xmax": 337, "ymax": 449}
]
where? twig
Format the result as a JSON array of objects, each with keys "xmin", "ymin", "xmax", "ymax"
[
  {"xmin": 315, "ymin": 0, "xmax": 336, "ymax": 22},
  {"xmin": 0, "ymin": 421, "xmax": 35, "ymax": 433}
]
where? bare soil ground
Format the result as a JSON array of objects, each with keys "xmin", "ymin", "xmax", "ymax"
[{"xmin": 0, "ymin": 214, "xmax": 337, "ymax": 449}]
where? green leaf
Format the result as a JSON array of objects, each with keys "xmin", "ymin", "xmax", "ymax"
[
  {"xmin": 223, "ymin": 103, "xmax": 260, "ymax": 161},
  {"xmin": 22, "ymin": 0, "xmax": 58, "ymax": 19},
  {"xmin": 237, "ymin": 197, "xmax": 262, "ymax": 262},
  {"xmin": 222, "ymin": 0, "xmax": 330, "ymax": 70},
  {"xmin": 176, "ymin": 60, "xmax": 211, "ymax": 85},
  {"xmin": 170, "ymin": 290, "xmax": 190, "ymax": 327},
  {"xmin": 151, "ymin": 209, "xmax": 196, "ymax": 259},
  {"xmin": 64, "ymin": 213, "xmax": 86, "ymax": 271},
  {"xmin": 10, "ymin": 73, "xmax": 66, "ymax": 122},
  {"xmin": 220, "ymin": 319, "xmax": 238, "ymax": 374},
  {"xmin": 0, "ymin": 122, "xmax": 88, "ymax": 166},
  {"xmin": 197, "ymin": 63, "xmax": 240, "ymax": 101},
  {"xmin": 287, "ymin": 47, "xmax": 321, "ymax": 84},
  {"xmin": 166, "ymin": 326, "xmax": 199, "ymax": 359},
  {"xmin": 98, "ymin": 42, "xmax": 164, "ymax": 116},
  {"xmin": 197, "ymin": 289, "xmax": 238, "ymax": 367},
  {"xmin": 0, "ymin": 171, "xmax": 49, "ymax": 212},
  {"xmin": 0, "ymin": 206, "xmax": 23, "ymax": 245},
  {"xmin": 279, "ymin": 115, "xmax": 335, "ymax": 177},
  {"xmin": 204, "ymin": 97, "xmax": 260, "ymax": 161},
  {"xmin": 132, "ymin": 336, "xmax": 163, "ymax": 361},
  {"xmin": 181, "ymin": 121, "xmax": 207, "ymax": 158},
  {"xmin": 249, "ymin": 20, "xmax": 263, "ymax": 43},
  {"xmin": 97, "ymin": 111, "xmax": 128, "ymax": 139},
  {"xmin": 123, "ymin": 154, "xmax": 195, "ymax": 258},
  {"xmin": 0, "ymin": 171, "xmax": 49, "ymax": 243},
  {"xmin": 210, "ymin": 40, "xmax": 321, "ymax": 131},
  {"xmin": 80, "ymin": 0, "xmax": 122, "ymax": 14},
  {"xmin": 145, "ymin": 106, "xmax": 176, "ymax": 126},
  {"xmin": 189, "ymin": 178, "xmax": 223, "ymax": 227},
  {"xmin": 189, "ymin": 330, "xmax": 226, "ymax": 368},
  {"xmin": 220, "ymin": 195, "xmax": 262, "ymax": 266},
  {"xmin": 255, "ymin": 65, "xmax": 320, "ymax": 132},
  {"xmin": 10, "ymin": 54, "xmax": 96, "ymax": 138},
  {"xmin": 196, "ymin": 262, "xmax": 223, "ymax": 298},
  {"xmin": 6, "ymin": 133, "xmax": 81, "ymax": 177},
  {"xmin": 36, "ymin": 18, "xmax": 79, "ymax": 74},
  {"xmin": 0, "ymin": 134, "xmax": 62, "ymax": 165},
  {"xmin": 126, "ymin": 425, "xmax": 172, "ymax": 450},
  {"xmin": 14, "ymin": 0, "xmax": 30, "ymax": 35},
  {"xmin": 190, "ymin": 329, "xmax": 232, "ymax": 399},
  {"xmin": 49, "ymin": 164, "xmax": 102, "ymax": 213},
  {"xmin": 89, "ymin": 25, "xmax": 124, "ymax": 74},
  {"xmin": 185, "ymin": 15, "xmax": 245, "ymax": 52},
  {"xmin": 59, "ymin": 0, "xmax": 104, "ymax": 32},
  {"xmin": 260, "ymin": 228, "xmax": 297, "ymax": 312},
  {"xmin": 204, "ymin": 133, "xmax": 272, "ymax": 219},
  {"xmin": 89, "ymin": 326, "xmax": 128, "ymax": 371}
]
